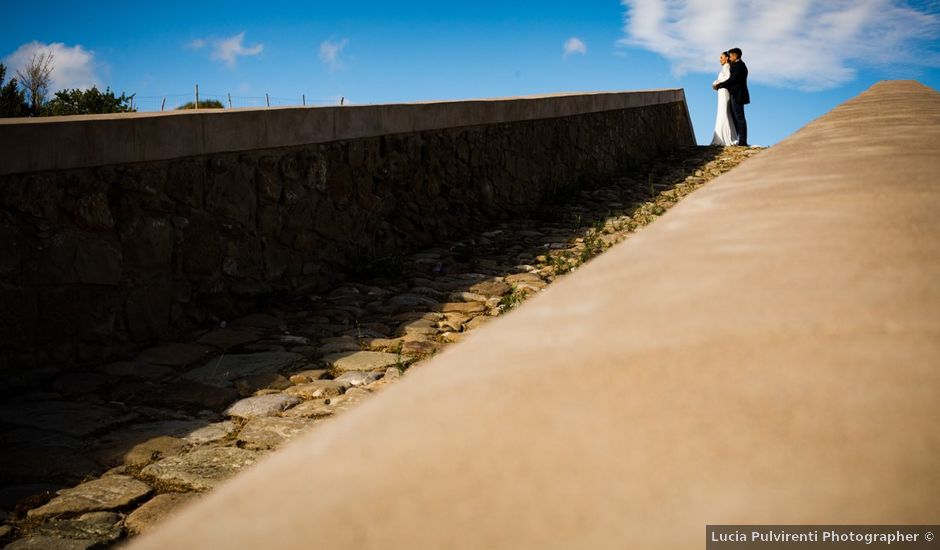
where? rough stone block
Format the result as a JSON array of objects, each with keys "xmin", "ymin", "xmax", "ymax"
[
  {"xmin": 183, "ymin": 352, "xmax": 307, "ymax": 387},
  {"xmin": 237, "ymin": 417, "xmax": 312, "ymax": 450},
  {"xmin": 206, "ymin": 162, "xmax": 255, "ymax": 225},
  {"xmin": 178, "ymin": 216, "xmax": 224, "ymax": 277},
  {"xmin": 27, "ymin": 475, "xmax": 152, "ymax": 517},
  {"xmin": 323, "ymin": 351, "xmax": 409, "ymax": 373},
  {"xmin": 140, "ymin": 447, "xmax": 263, "ymax": 492},
  {"xmin": 224, "ymin": 393, "xmax": 301, "ymax": 419},
  {"xmin": 1, "ymin": 173, "xmax": 62, "ymax": 221},
  {"xmin": 166, "ymin": 158, "xmax": 206, "ymax": 208},
  {"xmin": 0, "ymin": 287, "xmax": 38, "ymax": 347},
  {"xmin": 137, "ymin": 343, "xmax": 214, "ymax": 366},
  {"xmin": 0, "ymin": 445, "xmax": 101, "ymax": 485},
  {"xmin": 121, "ymin": 217, "xmax": 173, "ymax": 269},
  {"xmin": 0, "ymin": 399, "xmax": 137, "ymax": 438},
  {"xmin": 125, "ymin": 493, "xmax": 198, "ymax": 535},
  {"xmin": 72, "ymin": 192, "xmax": 114, "ymax": 231},
  {"xmin": 126, "ymin": 281, "xmax": 173, "ymax": 341},
  {"xmin": 157, "ymin": 381, "xmax": 238, "ymax": 411},
  {"xmin": 35, "ymin": 232, "xmax": 122, "ymax": 286}
]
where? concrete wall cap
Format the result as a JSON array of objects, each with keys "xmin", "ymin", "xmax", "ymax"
[{"xmin": 0, "ymin": 89, "xmax": 688, "ymax": 176}]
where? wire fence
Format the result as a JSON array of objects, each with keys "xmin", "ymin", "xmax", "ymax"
[{"xmin": 130, "ymin": 88, "xmax": 344, "ymax": 112}]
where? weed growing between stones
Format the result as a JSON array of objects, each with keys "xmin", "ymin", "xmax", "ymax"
[
  {"xmin": 392, "ymin": 341, "xmax": 407, "ymax": 372},
  {"xmin": 497, "ymin": 286, "xmax": 528, "ymax": 314},
  {"xmin": 578, "ymin": 230, "xmax": 606, "ymax": 265},
  {"xmin": 542, "ymin": 252, "xmax": 574, "ymax": 275}
]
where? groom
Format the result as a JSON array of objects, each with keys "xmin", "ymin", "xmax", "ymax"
[{"xmin": 713, "ymin": 47, "xmax": 750, "ymax": 146}]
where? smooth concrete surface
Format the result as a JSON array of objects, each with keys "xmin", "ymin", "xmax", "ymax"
[
  {"xmin": 133, "ymin": 80, "xmax": 940, "ymax": 548},
  {"xmin": 0, "ymin": 89, "xmax": 689, "ymax": 176}
]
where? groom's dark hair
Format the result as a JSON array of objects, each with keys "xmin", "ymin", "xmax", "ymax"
[{"xmin": 729, "ymin": 47, "xmax": 743, "ymax": 57}]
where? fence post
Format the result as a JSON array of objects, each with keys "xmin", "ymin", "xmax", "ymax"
[
  {"xmin": 195, "ymin": 84, "xmax": 200, "ymax": 110},
  {"xmin": 228, "ymin": 93, "xmax": 232, "ymax": 108},
  {"xmin": 302, "ymin": 94, "xmax": 306, "ymax": 106},
  {"xmin": 265, "ymin": 93, "xmax": 270, "ymax": 107},
  {"xmin": 161, "ymin": 97, "xmax": 166, "ymax": 111}
]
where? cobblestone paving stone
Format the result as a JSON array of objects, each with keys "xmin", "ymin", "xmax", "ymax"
[{"xmin": 0, "ymin": 145, "xmax": 762, "ymax": 547}]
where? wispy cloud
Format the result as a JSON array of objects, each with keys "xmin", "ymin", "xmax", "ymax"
[
  {"xmin": 564, "ymin": 37, "xmax": 588, "ymax": 57},
  {"xmin": 4, "ymin": 41, "xmax": 99, "ymax": 91},
  {"xmin": 188, "ymin": 32, "xmax": 263, "ymax": 67},
  {"xmin": 619, "ymin": 0, "xmax": 940, "ymax": 90},
  {"xmin": 319, "ymin": 39, "xmax": 349, "ymax": 72}
]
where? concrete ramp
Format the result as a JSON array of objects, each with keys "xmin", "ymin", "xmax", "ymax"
[{"xmin": 133, "ymin": 80, "xmax": 940, "ymax": 549}]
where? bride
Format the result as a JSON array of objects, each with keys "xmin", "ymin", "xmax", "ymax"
[{"xmin": 711, "ymin": 51, "xmax": 738, "ymax": 146}]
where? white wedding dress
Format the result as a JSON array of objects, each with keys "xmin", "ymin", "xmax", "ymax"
[{"xmin": 711, "ymin": 63, "xmax": 738, "ymax": 146}]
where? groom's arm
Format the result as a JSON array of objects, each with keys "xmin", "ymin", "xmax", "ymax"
[{"xmin": 716, "ymin": 64, "xmax": 740, "ymax": 90}]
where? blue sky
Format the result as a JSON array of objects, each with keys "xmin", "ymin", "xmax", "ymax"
[{"xmin": 3, "ymin": 0, "xmax": 939, "ymax": 145}]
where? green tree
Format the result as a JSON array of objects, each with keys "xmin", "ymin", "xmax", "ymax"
[
  {"xmin": 0, "ymin": 64, "xmax": 29, "ymax": 117},
  {"xmin": 42, "ymin": 86, "xmax": 136, "ymax": 116},
  {"xmin": 176, "ymin": 99, "xmax": 225, "ymax": 109}
]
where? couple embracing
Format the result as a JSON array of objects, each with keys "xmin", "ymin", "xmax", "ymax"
[{"xmin": 711, "ymin": 47, "xmax": 749, "ymax": 147}]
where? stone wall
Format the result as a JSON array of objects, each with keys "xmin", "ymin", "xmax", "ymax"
[{"xmin": 0, "ymin": 91, "xmax": 694, "ymax": 366}]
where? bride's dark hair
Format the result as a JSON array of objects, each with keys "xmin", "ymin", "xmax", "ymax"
[{"xmin": 722, "ymin": 51, "xmax": 730, "ymax": 57}]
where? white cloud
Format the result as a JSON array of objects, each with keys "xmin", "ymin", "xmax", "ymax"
[
  {"xmin": 619, "ymin": 0, "xmax": 940, "ymax": 90},
  {"xmin": 4, "ymin": 41, "xmax": 99, "ymax": 91},
  {"xmin": 211, "ymin": 32, "xmax": 263, "ymax": 66},
  {"xmin": 564, "ymin": 37, "xmax": 588, "ymax": 57},
  {"xmin": 188, "ymin": 32, "xmax": 263, "ymax": 66},
  {"xmin": 319, "ymin": 39, "xmax": 349, "ymax": 71}
]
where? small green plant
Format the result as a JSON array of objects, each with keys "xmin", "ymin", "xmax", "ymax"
[
  {"xmin": 498, "ymin": 286, "xmax": 527, "ymax": 314},
  {"xmin": 579, "ymin": 230, "xmax": 606, "ymax": 264},
  {"xmin": 546, "ymin": 252, "xmax": 573, "ymax": 275},
  {"xmin": 392, "ymin": 341, "xmax": 405, "ymax": 371}
]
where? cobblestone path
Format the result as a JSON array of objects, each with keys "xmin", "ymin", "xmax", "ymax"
[{"xmin": 0, "ymin": 145, "xmax": 762, "ymax": 548}]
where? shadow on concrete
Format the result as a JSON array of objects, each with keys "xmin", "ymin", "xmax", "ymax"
[{"xmin": 0, "ymin": 145, "xmax": 733, "ymax": 540}]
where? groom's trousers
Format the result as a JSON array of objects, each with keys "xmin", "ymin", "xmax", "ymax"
[{"xmin": 729, "ymin": 98, "xmax": 748, "ymax": 146}]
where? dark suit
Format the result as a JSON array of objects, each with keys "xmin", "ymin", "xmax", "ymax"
[{"xmin": 717, "ymin": 59, "xmax": 750, "ymax": 145}]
